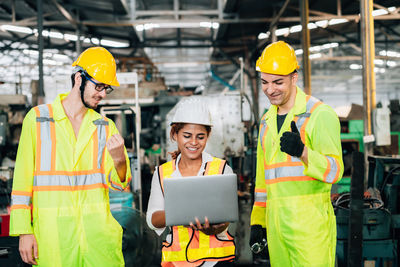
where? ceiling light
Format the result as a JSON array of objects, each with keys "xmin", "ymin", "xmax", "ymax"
[
  {"xmin": 328, "ymin": 19, "xmax": 349, "ymax": 25},
  {"xmin": 295, "ymin": 49, "xmax": 303, "ymax": 55},
  {"xmin": 350, "ymin": 64, "xmax": 362, "ymax": 70},
  {"xmin": 258, "ymin": 32, "xmax": 268, "ymax": 39},
  {"xmin": 308, "ymin": 23, "xmax": 317, "ymax": 29},
  {"xmin": 309, "ymin": 53, "xmax": 322, "ymax": 59},
  {"xmin": 372, "ymin": 9, "xmax": 388, "ymax": 16},
  {"xmin": 1, "ymin": 25, "xmax": 33, "ymax": 34},
  {"xmin": 275, "ymin": 28, "xmax": 289, "ymax": 36},
  {"xmin": 315, "ymin": 20, "xmax": 329, "ymax": 28},
  {"xmin": 289, "ymin": 25, "xmax": 302, "ymax": 33},
  {"xmin": 100, "ymin": 39, "xmax": 129, "ymax": 48}
]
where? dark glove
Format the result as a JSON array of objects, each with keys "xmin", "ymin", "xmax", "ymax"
[
  {"xmin": 249, "ymin": 225, "xmax": 266, "ymax": 248},
  {"xmin": 280, "ymin": 121, "xmax": 304, "ymax": 157}
]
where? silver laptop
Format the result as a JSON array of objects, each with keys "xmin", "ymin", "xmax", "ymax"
[{"xmin": 164, "ymin": 174, "xmax": 239, "ymax": 226}]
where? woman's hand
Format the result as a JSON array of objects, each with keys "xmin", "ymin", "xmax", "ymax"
[{"xmin": 190, "ymin": 217, "xmax": 229, "ymax": 236}]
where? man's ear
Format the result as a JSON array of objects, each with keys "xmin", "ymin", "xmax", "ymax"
[
  {"xmin": 72, "ymin": 72, "xmax": 83, "ymax": 89},
  {"xmin": 291, "ymin": 71, "xmax": 298, "ymax": 84}
]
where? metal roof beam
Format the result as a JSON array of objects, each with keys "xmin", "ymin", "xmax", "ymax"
[
  {"xmin": 110, "ymin": 0, "xmax": 129, "ymax": 15},
  {"xmin": 49, "ymin": 0, "xmax": 77, "ymax": 27},
  {"xmin": 134, "ymin": 9, "xmax": 221, "ymax": 16},
  {"xmin": 4, "ymin": 12, "xmax": 400, "ymax": 28}
]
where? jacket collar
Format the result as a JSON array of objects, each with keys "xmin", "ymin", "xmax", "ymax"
[
  {"xmin": 264, "ymin": 86, "xmax": 307, "ymax": 121},
  {"xmin": 52, "ymin": 92, "xmax": 103, "ymax": 122}
]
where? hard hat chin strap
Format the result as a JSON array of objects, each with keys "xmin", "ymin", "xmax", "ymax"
[{"xmin": 76, "ymin": 70, "xmax": 91, "ymax": 109}]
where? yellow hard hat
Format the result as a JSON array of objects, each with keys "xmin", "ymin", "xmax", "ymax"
[
  {"xmin": 72, "ymin": 46, "xmax": 120, "ymax": 87},
  {"xmin": 256, "ymin": 41, "xmax": 300, "ymax": 75}
]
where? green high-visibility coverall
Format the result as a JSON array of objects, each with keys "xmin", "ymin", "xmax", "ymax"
[
  {"xmin": 251, "ymin": 87, "xmax": 343, "ymax": 267},
  {"xmin": 10, "ymin": 93, "xmax": 131, "ymax": 266}
]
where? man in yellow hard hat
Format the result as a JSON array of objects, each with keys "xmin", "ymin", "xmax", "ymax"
[
  {"xmin": 9, "ymin": 47, "xmax": 131, "ymax": 266},
  {"xmin": 249, "ymin": 41, "xmax": 343, "ymax": 266}
]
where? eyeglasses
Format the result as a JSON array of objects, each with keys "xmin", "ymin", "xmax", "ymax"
[{"xmin": 81, "ymin": 72, "xmax": 114, "ymax": 94}]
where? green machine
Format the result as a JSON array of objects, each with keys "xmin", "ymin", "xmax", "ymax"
[{"xmin": 336, "ymin": 119, "xmax": 400, "ymax": 194}]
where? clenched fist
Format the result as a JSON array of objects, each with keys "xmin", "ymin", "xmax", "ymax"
[{"xmin": 106, "ymin": 134, "xmax": 126, "ymax": 164}]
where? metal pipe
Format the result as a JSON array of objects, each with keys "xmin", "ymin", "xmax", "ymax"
[
  {"xmin": 218, "ymin": 0, "xmax": 223, "ymax": 19},
  {"xmin": 37, "ymin": 0, "xmax": 44, "ymax": 103},
  {"xmin": 134, "ymin": 10, "xmax": 220, "ymax": 16},
  {"xmin": 173, "ymin": 0, "xmax": 179, "ymax": 20},
  {"xmin": 360, "ymin": 0, "xmax": 376, "ymax": 137},
  {"xmin": 8, "ymin": 13, "xmax": 400, "ymax": 27},
  {"xmin": 300, "ymin": 0, "xmax": 311, "ymax": 94}
]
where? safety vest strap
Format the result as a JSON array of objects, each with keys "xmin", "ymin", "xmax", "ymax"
[
  {"xmin": 159, "ymin": 160, "xmax": 176, "ymax": 193},
  {"xmin": 259, "ymin": 113, "xmax": 268, "ymax": 152},
  {"xmin": 93, "ymin": 117, "xmax": 109, "ymax": 170},
  {"xmin": 204, "ymin": 158, "xmax": 226, "ymax": 175},
  {"xmin": 34, "ymin": 104, "xmax": 56, "ymax": 172},
  {"xmin": 294, "ymin": 95, "xmax": 322, "ymax": 144},
  {"xmin": 160, "ymin": 157, "xmax": 235, "ymax": 263}
]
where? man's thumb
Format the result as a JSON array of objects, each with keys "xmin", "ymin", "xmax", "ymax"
[{"xmin": 291, "ymin": 121, "xmax": 299, "ymax": 134}]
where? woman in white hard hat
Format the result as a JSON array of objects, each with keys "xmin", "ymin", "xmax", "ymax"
[{"xmin": 146, "ymin": 98, "xmax": 236, "ymax": 266}]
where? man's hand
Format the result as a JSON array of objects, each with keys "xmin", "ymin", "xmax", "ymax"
[
  {"xmin": 19, "ymin": 234, "xmax": 38, "ymax": 265},
  {"xmin": 107, "ymin": 134, "xmax": 127, "ymax": 181},
  {"xmin": 106, "ymin": 134, "xmax": 126, "ymax": 164},
  {"xmin": 190, "ymin": 217, "xmax": 229, "ymax": 236},
  {"xmin": 280, "ymin": 121, "xmax": 304, "ymax": 157}
]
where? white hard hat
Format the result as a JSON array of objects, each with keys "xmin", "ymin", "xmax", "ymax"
[{"xmin": 171, "ymin": 98, "xmax": 213, "ymax": 126}]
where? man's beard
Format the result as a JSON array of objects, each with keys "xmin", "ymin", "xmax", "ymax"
[{"xmin": 81, "ymin": 88, "xmax": 97, "ymax": 109}]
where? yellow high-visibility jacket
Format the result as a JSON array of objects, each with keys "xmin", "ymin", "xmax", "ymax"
[
  {"xmin": 10, "ymin": 93, "xmax": 131, "ymax": 267},
  {"xmin": 159, "ymin": 158, "xmax": 235, "ymax": 266},
  {"xmin": 251, "ymin": 87, "xmax": 343, "ymax": 267}
]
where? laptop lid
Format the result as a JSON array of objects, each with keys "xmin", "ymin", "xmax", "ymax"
[{"xmin": 164, "ymin": 173, "xmax": 239, "ymax": 226}]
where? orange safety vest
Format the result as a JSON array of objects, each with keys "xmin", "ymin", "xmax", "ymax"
[{"xmin": 158, "ymin": 157, "xmax": 235, "ymax": 266}]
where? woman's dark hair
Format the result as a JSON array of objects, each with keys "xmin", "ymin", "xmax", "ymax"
[{"xmin": 170, "ymin": 123, "xmax": 212, "ymax": 141}]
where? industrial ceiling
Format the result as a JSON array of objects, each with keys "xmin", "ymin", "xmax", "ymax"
[{"xmin": 0, "ymin": 0, "xmax": 400, "ymax": 94}]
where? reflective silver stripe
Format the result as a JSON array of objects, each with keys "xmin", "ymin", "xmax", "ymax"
[
  {"xmin": 306, "ymin": 96, "xmax": 320, "ymax": 111},
  {"xmin": 37, "ymin": 104, "xmax": 53, "ymax": 171},
  {"xmin": 259, "ymin": 120, "xmax": 268, "ymax": 151},
  {"xmin": 254, "ymin": 192, "xmax": 267, "ymax": 203},
  {"xmin": 265, "ymin": 165, "xmax": 305, "ymax": 181},
  {"xmin": 108, "ymin": 172, "xmax": 123, "ymax": 191},
  {"xmin": 94, "ymin": 119, "xmax": 108, "ymax": 169},
  {"xmin": 33, "ymin": 173, "xmax": 106, "ymax": 187},
  {"xmin": 11, "ymin": 195, "xmax": 31, "ymax": 206},
  {"xmin": 295, "ymin": 96, "xmax": 321, "ymax": 129},
  {"xmin": 325, "ymin": 156, "xmax": 339, "ymax": 183}
]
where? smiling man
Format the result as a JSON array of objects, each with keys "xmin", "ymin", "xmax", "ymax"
[
  {"xmin": 9, "ymin": 47, "xmax": 131, "ymax": 267},
  {"xmin": 249, "ymin": 41, "xmax": 343, "ymax": 266}
]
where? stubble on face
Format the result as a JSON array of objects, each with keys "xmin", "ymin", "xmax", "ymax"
[
  {"xmin": 82, "ymin": 86, "xmax": 104, "ymax": 109},
  {"xmin": 261, "ymin": 72, "xmax": 297, "ymax": 108}
]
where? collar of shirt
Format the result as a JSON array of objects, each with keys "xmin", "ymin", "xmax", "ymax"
[
  {"xmin": 171, "ymin": 151, "xmax": 214, "ymax": 177},
  {"xmin": 51, "ymin": 92, "xmax": 103, "ymax": 122}
]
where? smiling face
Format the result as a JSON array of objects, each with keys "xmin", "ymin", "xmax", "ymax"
[
  {"xmin": 261, "ymin": 71, "xmax": 298, "ymax": 112},
  {"xmin": 172, "ymin": 123, "xmax": 209, "ymax": 161}
]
